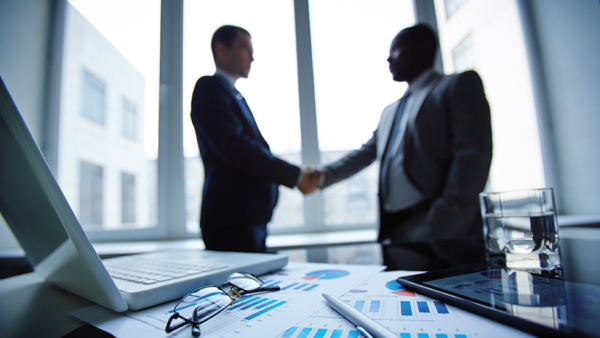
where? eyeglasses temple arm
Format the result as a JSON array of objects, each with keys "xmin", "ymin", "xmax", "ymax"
[
  {"xmin": 239, "ymin": 285, "xmax": 280, "ymax": 295},
  {"xmin": 165, "ymin": 313, "xmax": 190, "ymax": 333},
  {"xmin": 192, "ymin": 311, "xmax": 201, "ymax": 337}
]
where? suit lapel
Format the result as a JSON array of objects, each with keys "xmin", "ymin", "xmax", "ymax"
[
  {"xmin": 402, "ymin": 74, "xmax": 443, "ymax": 153},
  {"xmin": 212, "ymin": 75, "xmax": 265, "ymax": 143}
]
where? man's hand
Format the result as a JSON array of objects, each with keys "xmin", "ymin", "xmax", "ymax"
[{"xmin": 297, "ymin": 166, "xmax": 323, "ymax": 195}]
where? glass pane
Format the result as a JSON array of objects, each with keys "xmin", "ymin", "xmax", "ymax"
[
  {"xmin": 80, "ymin": 161, "xmax": 103, "ymax": 226},
  {"xmin": 121, "ymin": 172, "xmax": 136, "ymax": 223},
  {"xmin": 309, "ymin": 0, "xmax": 415, "ymax": 227},
  {"xmin": 60, "ymin": 0, "xmax": 160, "ymax": 230},
  {"xmin": 183, "ymin": 0, "xmax": 303, "ymax": 233},
  {"xmin": 434, "ymin": 0, "xmax": 545, "ymax": 191}
]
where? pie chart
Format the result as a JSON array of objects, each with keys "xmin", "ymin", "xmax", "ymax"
[
  {"xmin": 385, "ymin": 280, "xmax": 416, "ymax": 297},
  {"xmin": 301, "ymin": 270, "xmax": 350, "ymax": 280}
]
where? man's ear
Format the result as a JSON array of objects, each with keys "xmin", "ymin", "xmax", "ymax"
[{"xmin": 214, "ymin": 42, "xmax": 228, "ymax": 64}]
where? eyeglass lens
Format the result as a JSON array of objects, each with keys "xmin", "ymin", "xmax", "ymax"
[
  {"xmin": 174, "ymin": 286, "xmax": 232, "ymax": 324},
  {"xmin": 226, "ymin": 272, "xmax": 263, "ymax": 290}
]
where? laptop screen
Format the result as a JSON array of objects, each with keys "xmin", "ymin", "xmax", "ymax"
[
  {"xmin": 0, "ymin": 76, "xmax": 128, "ymax": 312},
  {"xmin": 0, "ymin": 81, "xmax": 70, "ymax": 267}
]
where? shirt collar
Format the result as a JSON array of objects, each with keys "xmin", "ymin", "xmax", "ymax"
[
  {"xmin": 214, "ymin": 68, "xmax": 236, "ymax": 88},
  {"xmin": 408, "ymin": 68, "xmax": 437, "ymax": 93}
]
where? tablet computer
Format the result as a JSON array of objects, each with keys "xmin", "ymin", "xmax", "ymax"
[{"xmin": 396, "ymin": 265, "xmax": 600, "ymax": 338}]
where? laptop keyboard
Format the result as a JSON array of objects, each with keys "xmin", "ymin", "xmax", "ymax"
[{"xmin": 104, "ymin": 256, "xmax": 228, "ymax": 285}]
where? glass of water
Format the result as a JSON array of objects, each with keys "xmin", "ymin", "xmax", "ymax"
[{"xmin": 479, "ymin": 188, "xmax": 561, "ymax": 271}]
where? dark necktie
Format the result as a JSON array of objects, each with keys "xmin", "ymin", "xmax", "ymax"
[{"xmin": 380, "ymin": 92, "xmax": 411, "ymax": 202}]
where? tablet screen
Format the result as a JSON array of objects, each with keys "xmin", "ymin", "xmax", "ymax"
[{"xmin": 399, "ymin": 267, "xmax": 600, "ymax": 338}]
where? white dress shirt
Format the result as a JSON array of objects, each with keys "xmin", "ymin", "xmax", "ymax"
[
  {"xmin": 382, "ymin": 68, "xmax": 437, "ymax": 212},
  {"xmin": 214, "ymin": 68, "xmax": 236, "ymax": 88}
]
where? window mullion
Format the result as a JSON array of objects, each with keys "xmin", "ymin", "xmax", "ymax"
[
  {"xmin": 294, "ymin": 0, "xmax": 325, "ymax": 233},
  {"xmin": 158, "ymin": 0, "xmax": 185, "ymax": 239}
]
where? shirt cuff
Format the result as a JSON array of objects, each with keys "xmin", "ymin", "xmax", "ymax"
[
  {"xmin": 296, "ymin": 168, "xmax": 303, "ymax": 186},
  {"xmin": 318, "ymin": 169, "xmax": 325, "ymax": 187}
]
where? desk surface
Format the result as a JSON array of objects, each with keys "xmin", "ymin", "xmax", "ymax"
[
  {"xmin": 1, "ymin": 227, "xmax": 598, "ymax": 338},
  {"xmin": 0, "ymin": 273, "xmax": 95, "ymax": 338}
]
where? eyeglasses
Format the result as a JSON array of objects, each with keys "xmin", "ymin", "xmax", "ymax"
[{"xmin": 165, "ymin": 272, "xmax": 280, "ymax": 336}]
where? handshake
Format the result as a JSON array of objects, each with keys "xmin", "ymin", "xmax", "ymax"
[{"xmin": 297, "ymin": 166, "xmax": 324, "ymax": 195}]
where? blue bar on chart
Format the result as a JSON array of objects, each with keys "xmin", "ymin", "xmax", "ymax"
[
  {"xmin": 418, "ymin": 334, "xmax": 429, "ymax": 338},
  {"xmin": 400, "ymin": 333, "xmax": 410, "ymax": 338},
  {"xmin": 282, "ymin": 327, "xmax": 297, "ymax": 338},
  {"xmin": 242, "ymin": 298, "xmax": 268, "ymax": 310},
  {"xmin": 353, "ymin": 300, "xmax": 365, "ymax": 312},
  {"xmin": 313, "ymin": 329, "xmax": 328, "ymax": 338},
  {"xmin": 455, "ymin": 335, "xmax": 467, "ymax": 338},
  {"xmin": 369, "ymin": 300, "xmax": 381, "ymax": 313},
  {"xmin": 294, "ymin": 283, "xmax": 308, "ymax": 290},
  {"xmin": 255, "ymin": 299, "xmax": 278, "ymax": 309},
  {"xmin": 330, "ymin": 330, "xmax": 343, "ymax": 338},
  {"xmin": 228, "ymin": 296, "xmax": 259, "ymax": 310},
  {"xmin": 348, "ymin": 330, "xmax": 359, "ymax": 338},
  {"xmin": 297, "ymin": 328, "xmax": 312, "ymax": 338},
  {"xmin": 434, "ymin": 302, "xmax": 449, "ymax": 314},
  {"xmin": 303, "ymin": 284, "xmax": 319, "ymax": 291},
  {"xmin": 244, "ymin": 301, "xmax": 286, "ymax": 320},
  {"xmin": 401, "ymin": 301, "xmax": 412, "ymax": 316},
  {"xmin": 435, "ymin": 334, "xmax": 448, "ymax": 338},
  {"xmin": 281, "ymin": 283, "xmax": 298, "ymax": 290},
  {"xmin": 417, "ymin": 301, "xmax": 430, "ymax": 313},
  {"xmin": 265, "ymin": 281, "xmax": 282, "ymax": 287}
]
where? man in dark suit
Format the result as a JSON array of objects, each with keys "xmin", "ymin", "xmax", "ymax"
[
  {"xmin": 313, "ymin": 24, "xmax": 493, "ymax": 270},
  {"xmin": 191, "ymin": 25, "xmax": 317, "ymax": 253}
]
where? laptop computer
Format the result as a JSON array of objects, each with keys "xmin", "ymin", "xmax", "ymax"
[{"xmin": 0, "ymin": 76, "xmax": 287, "ymax": 312}]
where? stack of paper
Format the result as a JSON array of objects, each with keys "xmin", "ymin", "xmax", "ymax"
[
  {"xmin": 70, "ymin": 262, "xmax": 384, "ymax": 337},
  {"xmin": 71, "ymin": 262, "xmax": 534, "ymax": 337}
]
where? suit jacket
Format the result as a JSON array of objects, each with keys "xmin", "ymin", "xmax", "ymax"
[
  {"xmin": 322, "ymin": 70, "xmax": 492, "ymax": 243},
  {"xmin": 191, "ymin": 75, "xmax": 300, "ymax": 234}
]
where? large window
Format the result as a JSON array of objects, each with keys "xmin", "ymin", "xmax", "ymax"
[
  {"xmin": 59, "ymin": 0, "xmax": 160, "ymax": 234},
  {"xmin": 434, "ymin": 0, "xmax": 545, "ymax": 191},
  {"xmin": 309, "ymin": 0, "xmax": 414, "ymax": 227},
  {"xmin": 7, "ymin": 0, "xmax": 551, "ymax": 243}
]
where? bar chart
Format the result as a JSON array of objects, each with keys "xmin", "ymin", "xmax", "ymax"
[
  {"xmin": 345, "ymin": 298, "xmax": 455, "ymax": 320},
  {"xmin": 398, "ymin": 299, "xmax": 456, "ymax": 319},
  {"xmin": 226, "ymin": 294, "xmax": 288, "ymax": 321},
  {"xmin": 279, "ymin": 325, "xmax": 472, "ymax": 338},
  {"xmin": 280, "ymin": 326, "xmax": 361, "ymax": 338},
  {"xmin": 349, "ymin": 299, "xmax": 385, "ymax": 318}
]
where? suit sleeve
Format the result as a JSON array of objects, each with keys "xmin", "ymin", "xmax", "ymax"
[
  {"xmin": 322, "ymin": 131, "xmax": 378, "ymax": 188},
  {"xmin": 427, "ymin": 71, "xmax": 493, "ymax": 237},
  {"xmin": 191, "ymin": 78, "xmax": 300, "ymax": 188}
]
